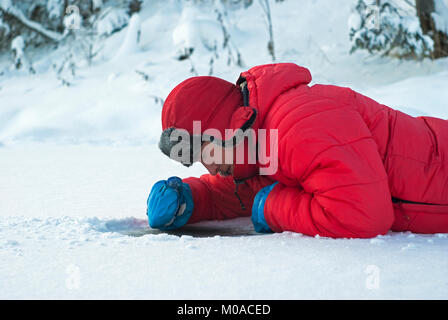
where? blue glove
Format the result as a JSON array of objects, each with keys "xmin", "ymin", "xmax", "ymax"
[
  {"xmin": 146, "ymin": 177, "xmax": 194, "ymax": 231},
  {"xmin": 251, "ymin": 183, "xmax": 278, "ymax": 233}
]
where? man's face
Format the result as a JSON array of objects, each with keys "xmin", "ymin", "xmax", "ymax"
[{"xmin": 200, "ymin": 141, "xmax": 234, "ymax": 177}]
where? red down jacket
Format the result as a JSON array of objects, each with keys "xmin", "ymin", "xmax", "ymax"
[{"xmin": 162, "ymin": 63, "xmax": 448, "ymax": 238}]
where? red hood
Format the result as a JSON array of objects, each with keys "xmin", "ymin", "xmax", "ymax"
[
  {"xmin": 232, "ymin": 63, "xmax": 312, "ymax": 180},
  {"xmin": 237, "ymin": 63, "xmax": 312, "ymax": 126}
]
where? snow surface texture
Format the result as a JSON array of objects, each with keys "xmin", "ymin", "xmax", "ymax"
[{"xmin": 1, "ymin": 0, "xmax": 448, "ymax": 299}]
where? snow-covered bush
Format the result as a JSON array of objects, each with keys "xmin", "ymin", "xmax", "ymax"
[
  {"xmin": 113, "ymin": 12, "xmax": 141, "ymax": 60},
  {"xmin": 96, "ymin": 7, "xmax": 129, "ymax": 36},
  {"xmin": 0, "ymin": 10, "xmax": 10, "ymax": 38},
  {"xmin": 172, "ymin": 1, "xmax": 246, "ymax": 75},
  {"xmin": 11, "ymin": 35, "xmax": 24, "ymax": 69},
  {"xmin": 52, "ymin": 51, "xmax": 76, "ymax": 86},
  {"xmin": 173, "ymin": 5, "xmax": 222, "ymax": 56},
  {"xmin": 46, "ymin": 0, "xmax": 64, "ymax": 21},
  {"xmin": 0, "ymin": 0, "xmax": 140, "ymax": 52},
  {"xmin": 63, "ymin": 7, "xmax": 83, "ymax": 32},
  {"xmin": 10, "ymin": 34, "xmax": 35, "ymax": 73},
  {"xmin": 349, "ymin": 0, "xmax": 434, "ymax": 59},
  {"xmin": 93, "ymin": 0, "xmax": 104, "ymax": 11},
  {"xmin": 219, "ymin": 0, "xmax": 254, "ymax": 9}
]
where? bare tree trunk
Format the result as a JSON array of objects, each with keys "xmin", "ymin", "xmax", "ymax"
[{"xmin": 416, "ymin": 0, "xmax": 448, "ymax": 59}]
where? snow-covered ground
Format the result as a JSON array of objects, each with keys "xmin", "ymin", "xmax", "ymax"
[{"xmin": 1, "ymin": 0, "xmax": 448, "ymax": 299}]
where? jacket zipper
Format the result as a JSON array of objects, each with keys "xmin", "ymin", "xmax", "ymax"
[
  {"xmin": 392, "ymin": 197, "xmax": 439, "ymax": 206},
  {"xmin": 231, "ymin": 80, "xmax": 250, "ymax": 212},
  {"xmin": 234, "ymin": 179, "xmax": 247, "ymax": 211}
]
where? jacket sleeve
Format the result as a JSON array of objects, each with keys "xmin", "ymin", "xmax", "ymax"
[
  {"xmin": 264, "ymin": 106, "xmax": 395, "ymax": 238},
  {"xmin": 182, "ymin": 174, "xmax": 255, "ymax": 223}
]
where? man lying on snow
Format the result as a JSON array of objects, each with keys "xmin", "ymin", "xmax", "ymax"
[{"xmin": 146, "ymin": 63, "xmax": 448, "ymax": 239}]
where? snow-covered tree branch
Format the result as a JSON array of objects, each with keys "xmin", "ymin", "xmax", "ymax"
[
  {"xmin": 349, "ymin": 0, "xmax": 448, "ymax": 59},
  {"xmin": 0, "ymin": 1, "xmax": 64, "ymax": 42},
  {"xmin": 349, "ymin": 0, "xmax": 435, "ymax": 59}
]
